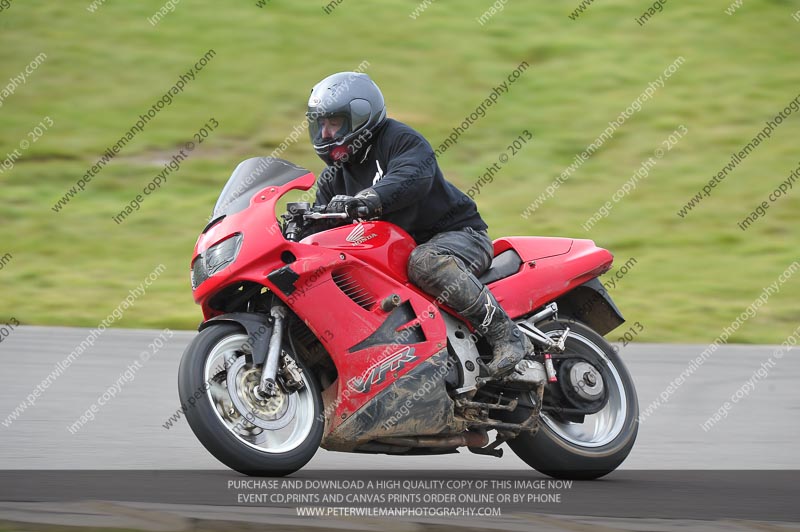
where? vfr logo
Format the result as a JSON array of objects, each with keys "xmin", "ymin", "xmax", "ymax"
[{"xmin": 347, "ymin": 347, "xmax": 417, "ymax": 394}]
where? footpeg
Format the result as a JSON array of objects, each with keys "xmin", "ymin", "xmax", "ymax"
[
  {"xmin": 517, "ymin": 322, "xmax": 570, "ymax": 353},
  {"xmin": 554, "ymin": 327, "xmax": 570, "ymax": 352}
]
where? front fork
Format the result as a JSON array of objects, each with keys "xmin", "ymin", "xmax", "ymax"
[{"xmin": 258, "ymin": 302, "xmax": 303, "ymax": 397}]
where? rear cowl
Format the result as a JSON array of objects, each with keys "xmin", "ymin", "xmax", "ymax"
[{"xmin": 488, "ymin": 237, "xmax": 613, "ymax": 319}]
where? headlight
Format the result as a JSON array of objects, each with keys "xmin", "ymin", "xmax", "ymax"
[{"xmin": 191, "ymin": 233, "xmax": 243, "ymax": 289}]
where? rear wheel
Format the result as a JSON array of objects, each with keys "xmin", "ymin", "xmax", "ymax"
[
  {"xmin": 508, "ymin": 319, "xmax": 638, "ymax": 480},
  {"xmin": 178, "ymin": 323, "xmax": 323, "ymax": 476}
]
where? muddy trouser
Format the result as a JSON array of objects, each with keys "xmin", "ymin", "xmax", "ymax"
[
  {"xmin": 407, "ymin": 226, "xmax": 531, "ymax": 376},
  {"xmin": 406, "ymin": 227, "xmax": 494, "ymax": 310}
]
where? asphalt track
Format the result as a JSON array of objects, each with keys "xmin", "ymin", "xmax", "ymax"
[{"xmin": 1, "ymin": 326, "xmax": 798, "ymax": 529}]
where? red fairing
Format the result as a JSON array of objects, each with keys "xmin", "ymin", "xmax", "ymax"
[
  {"xmin": 192, "ymin": 171, "xmax": 316, "ymax": 315},
  {"xmin": 291, "ymin": 222, "xmax": 438, "ymax": 430},
  {"xmin": 283, "ymin": 256, "xmax": 446, "ymax": 432}
]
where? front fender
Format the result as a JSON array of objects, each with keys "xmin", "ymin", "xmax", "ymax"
[{"xmin": 198, "ymin": 312, "xmax": 273, "ymax": 365}]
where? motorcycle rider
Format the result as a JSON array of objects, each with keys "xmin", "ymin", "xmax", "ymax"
[{"xmin": 306, "ymin": 71, "xmax": 532, "ymax": 377}]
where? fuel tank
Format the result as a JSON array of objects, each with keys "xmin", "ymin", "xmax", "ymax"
[{"xmin": 301, "ymin": 221, "xmax": 417, "ymax": 282}]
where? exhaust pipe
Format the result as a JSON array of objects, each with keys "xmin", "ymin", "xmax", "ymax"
[{"xmin": 376, "ymin": 430, "xmax": 489, "ymax": 449}]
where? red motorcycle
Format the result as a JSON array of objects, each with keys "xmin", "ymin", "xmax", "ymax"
[{"xmin": 178, "ymin": 157, "xmax": 638, "ymax": 479}]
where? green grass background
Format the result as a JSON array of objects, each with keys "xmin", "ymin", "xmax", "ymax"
[{"xmin": 0, "ymin": 1, "xmax": 798, "ymax": 343}]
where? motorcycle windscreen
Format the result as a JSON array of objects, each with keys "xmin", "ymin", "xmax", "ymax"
[{"xmin": 212, "ymin": 157, "xmax": 311, "ymax": 218}]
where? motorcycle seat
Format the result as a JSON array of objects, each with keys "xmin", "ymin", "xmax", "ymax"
[{"xmin": 477, "ymin": 249, "xmax": 523, "ymax": 285}]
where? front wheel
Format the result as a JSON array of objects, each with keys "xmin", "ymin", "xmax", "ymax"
[
  {"xmin": 507, "ymin": 319, "xmax": 639, "ymax": 480},
  {"xmin": 178, "ymin": 323, "xmax": 323, "ymax": 476}
]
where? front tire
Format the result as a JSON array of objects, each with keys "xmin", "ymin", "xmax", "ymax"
[
  {"xmin": 508, "ymin": 319, "xmax": 638, "ymax": 480},
  {"xmin": 178, "ymin": 323, "xmax": 323, "ymax": 476}
]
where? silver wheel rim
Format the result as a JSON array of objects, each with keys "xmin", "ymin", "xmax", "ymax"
[
  {"xmin": 202, "ymin": 333, "xmax": 315, "ymax": 453},
  {"xmin": 540, "ymin": 330, "xmax": 627, "ymax": 448}
]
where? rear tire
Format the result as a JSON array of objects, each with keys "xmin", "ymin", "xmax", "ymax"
[
  {"xmin": 178, "ymin": 323, "xmax": 323, "ymax": 476},
  {"xmin": 508, "ymin": 319, "xmax": 638, "ymax": 480}
]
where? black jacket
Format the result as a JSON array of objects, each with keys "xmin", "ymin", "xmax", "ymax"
[{"xmin": 314, "ymin": 119, "xmax": 487, "ymax": 244}]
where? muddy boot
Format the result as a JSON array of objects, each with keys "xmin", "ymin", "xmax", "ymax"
[{"xmin": 461, "ymin": 287, "xmax": 532, "ymax": 377}]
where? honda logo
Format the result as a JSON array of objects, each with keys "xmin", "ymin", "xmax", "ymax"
[{"xmin": 345, "ymin": 224, "xmax": 377, "ymax": 245}]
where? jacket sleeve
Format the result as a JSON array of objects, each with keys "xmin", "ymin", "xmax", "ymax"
[
  {"xmin": 371, "ymin": 133, "xmax": 437, "ymax": 214},
  {"xmin": 314, "ymin": 165, "xmax": 339, "ymax": 206},
  {"xmin": 304, "ymin": 165, "xmax": 345, "ymax": 238}
]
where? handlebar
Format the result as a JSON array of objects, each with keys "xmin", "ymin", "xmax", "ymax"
[{"xmin": 355, "ymin": 205, "xmax": 371, "ymax": 219}]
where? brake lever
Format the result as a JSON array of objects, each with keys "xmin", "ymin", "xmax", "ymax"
[{"xmin": 304, "ymin": 212, "xmax": 350, "ymax": 220}]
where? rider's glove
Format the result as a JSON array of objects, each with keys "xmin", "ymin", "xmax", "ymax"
[
  {"xmin": 325, "ymin": 195, "xmax": 354, "ymax": 215},
  {"xmin": 325, "ymin": 188, "xmax": 383, "ymax": 220}
]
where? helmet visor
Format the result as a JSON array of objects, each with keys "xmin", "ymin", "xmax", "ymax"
[{"xmin": 307, "ymin": 112, "xmax": 352, "ymax": 147}]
